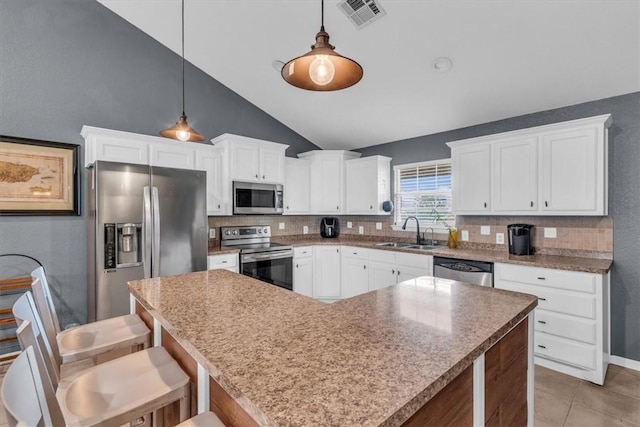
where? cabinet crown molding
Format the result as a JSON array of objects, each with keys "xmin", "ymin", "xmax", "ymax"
[
  {"xmin": 445, "ymin": 114, "xmax": 612, "ymax": 148},
  {"xmin": 81, "ymin": 125, "xmax": 200, "ymax": 146},
  {"xmin": 210, "ymin": 133, "xmax": 289, "ymax": 150},
  {"xmin": 297, "ymin": 150, "xmax": 361, "ymax": 160}
]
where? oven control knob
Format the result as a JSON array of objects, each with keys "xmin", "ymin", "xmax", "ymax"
[
  {"xmin": 263, "ymin": 228, "xmax": 268, "ymax": 234},
  {"xmin": 257, "ymin": 229, "xmax": 262, "ymax": 234},
  {"xmin": 225, "ymin": 230, "xmax": 230, "ymax": 235},
  {"xmin": 232, "ymin": 230, "xmax": 238, "ymax": 235}
]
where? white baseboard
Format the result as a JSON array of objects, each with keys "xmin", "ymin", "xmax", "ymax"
[{"xmin": 609, "ymin": 355, "xmax": 640, "ymax": 372}]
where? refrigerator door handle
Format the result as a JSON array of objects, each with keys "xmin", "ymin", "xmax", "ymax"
[
  {"xmin": 143, "ymin": 186, "xmax": 152, "ymax": 279},
  {"xmin": 152, "ymin": 186, "xmax": 160, "ymax": 277}
]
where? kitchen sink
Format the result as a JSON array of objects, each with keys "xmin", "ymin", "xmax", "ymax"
[
  {"xmin": 406, "ymin": 244, "xmax": 441, "ymax": 251},
  {"xmin": 376, "ymin": 242, "xmax": 414, "ymax": 248}
]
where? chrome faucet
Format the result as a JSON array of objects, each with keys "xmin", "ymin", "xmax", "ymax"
[
  {"xmin": 402, "ymin": 216, "xmax": 423, "ymax": 245},
  {"xmin": 423, "ymin": 227, "xmax": 436, "ymax": 246}
]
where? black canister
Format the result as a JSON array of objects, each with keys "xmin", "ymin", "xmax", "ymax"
[{"xmin": 507, "ymin": 224, "xmax": 534, "ymax": 255}]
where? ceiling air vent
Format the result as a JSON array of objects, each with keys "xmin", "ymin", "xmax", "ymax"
[{"xmin": 338, "ymin": 0, "xmax": 387, "ymax": 30}]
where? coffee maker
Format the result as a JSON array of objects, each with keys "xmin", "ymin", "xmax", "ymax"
[
  {"xmin": 320, "ymin": 217, "xmax": 340, "ymax": 238},
  {"xmin": 507, "ymin": 224, "xmax": 534, "ymax": 255}
]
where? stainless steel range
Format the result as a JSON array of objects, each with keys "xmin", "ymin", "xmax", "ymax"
[{"xmin": 221, "ymin": 225, "xmax": 293, "ymax": 291}]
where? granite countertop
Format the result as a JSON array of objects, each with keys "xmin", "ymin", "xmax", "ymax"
[
  {"xmin": 264, "ymin": 236, "xmax": 612, "ymax": 274},
  {"xmin": 129, "ymin": 270, "xmax": 537, "ymax": 427}
]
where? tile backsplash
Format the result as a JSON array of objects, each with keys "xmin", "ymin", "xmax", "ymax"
[{"xmin": 208, "ymin": 215, "xmax": 612, "ymax": 257}]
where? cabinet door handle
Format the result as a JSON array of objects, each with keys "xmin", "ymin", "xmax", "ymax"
[
  {"xmin": 538, "ymin": 297, "xmax": 546, "ymax": 301},
  {"xmin": 262, "ymin": 175, "xmax": 265, "ymax": 179},
  {"xmin": 296, "ymin": 264, "xmax": 299, "ymax": 268},
  {"xmin": 363, "ymin": 265, "xmax": 367, "ymax": 270},
  {"xmin": 217, "ymin": 204, "xmax": 221, "ymax": 209},
  {"xmin": 255, "ymin": 174, "xmax": 259, "ymax": 179},
  {"xmin": 397, "ymin": 270, "xmax": 400, "ymax": 276},
  {"xmin": 370, "ymin": 205, "xmax": 373, "ymax": 209},
  {"xmin": 537, "ymin": 344, "xmax": 547, "ymax": 349},
  {"xmin": 537, "ymin": 320, "xmax": 546, "ymax": 324},
  {"xmin": 545, "ymin": 201, "xmax": 548, "ymax": 207},
  {"xmin": 537, "ymin": 277, "xmax": 546, "ymax": 280},
  {"xmin": 336, "ymin": 249, "xmax": 339, "ymax": 253},
  {"xmin": 530, "ymin": 201, "xmax": 534, "ymax": 207},
  {"xmin": 336, "ymin": 206, "xmax": 339, "ymax": 210},
  {"xmin": 484, "ymin": 202, "xmax": 487, "ymax": 208},
  {"xmin": 392, "ymin": 269, "xmax": 395, "ymax": 274}
]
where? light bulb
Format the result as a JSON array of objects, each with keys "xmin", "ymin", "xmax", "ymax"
[
  {"xmin": 309, "ymin": 55, "xmax": 335, "ymax": 86},
  {"xmin": 176, "ymin": 130, "xmax": 191, "ymax": 141}
]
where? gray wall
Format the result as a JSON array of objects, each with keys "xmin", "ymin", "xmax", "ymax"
[
  {"xmin": 358, "ymin": 92, "xmax": 640, "ymax": 362},
  {"xmin": 0, "ymin": 0, "xmax": 318, "ymax": 325}
]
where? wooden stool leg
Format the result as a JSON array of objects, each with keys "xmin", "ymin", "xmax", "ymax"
[{"xmin": 179, "ymin": 384, "xmax": 191, "ymax": 422}]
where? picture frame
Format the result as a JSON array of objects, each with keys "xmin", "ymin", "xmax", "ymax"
[{"xmin": 0, "ymin": 135, "xmax": 80, "ymax": 216}]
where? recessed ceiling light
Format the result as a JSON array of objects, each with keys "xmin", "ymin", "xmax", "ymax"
[
  {"xmin": 272, "ymin": 60, "xmax": 285, "ymax": 72},
  {"xmin": 432, "ymin": 57, "xmax": 453, "ymax": 73}
]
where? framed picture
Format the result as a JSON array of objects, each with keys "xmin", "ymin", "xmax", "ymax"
[{"xmin": 0, "ymin": 135, "xmax": 80, "ymax": 216}]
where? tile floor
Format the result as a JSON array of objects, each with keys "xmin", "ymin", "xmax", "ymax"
[{"xmin": 0, "ymin": 362, "xmax": 638, "ymax": 426}]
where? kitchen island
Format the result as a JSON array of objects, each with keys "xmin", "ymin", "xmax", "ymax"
[{"xmin": 129, "ymin": 270, "xmax": 537, "ymax": 426}]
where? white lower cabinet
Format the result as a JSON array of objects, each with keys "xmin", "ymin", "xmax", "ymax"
[
  {"xmin": 494, "ymin": 263, "xmax": 609, "ymax": 384},
  {"xmin": 313, "ymin": 246, "xmax": 342, "ymax": 302},
  {"xmin": 293, "ymin": 246, "xmax": 313, "ymax": 298},
  {"xmin": 207, "ymin": 254, "xmax": 238, "ymax": 273},
  {"xmin": 340, "ymin": 247, "xmax": 369, "ymax": 298},
  {"xmin": 368, "ymin": 250, "xmax": 433, "ymax": 290}
]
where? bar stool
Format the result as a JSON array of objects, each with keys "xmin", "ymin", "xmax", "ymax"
[
  {"xmin": 30, "ymin": 267, "xmax": 150, "ymax": 365},
  {"xmin": 12, "ymin": 301, "xmax": 191, "ymax": 426},
  {"xmin": 2, "ymin": 345, "xmax": 226, "ymax": 427}
]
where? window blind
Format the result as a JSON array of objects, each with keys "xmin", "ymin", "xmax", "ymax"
[{"xmin": 394, "ymin": 159, "xmax": 455, "ymax": 229}]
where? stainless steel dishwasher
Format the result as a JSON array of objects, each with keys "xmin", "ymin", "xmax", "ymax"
[{"xmin": 433, "ymin": 256, "xmax": 494, "ymax": 287}]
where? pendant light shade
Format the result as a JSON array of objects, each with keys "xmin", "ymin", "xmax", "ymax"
[
  {"xmin": 282, "ymin": 0, "xmax": 363, "ymax": 91},
  {"xmin": 160, "ymin": 0, "xmax": 204, "ymax": 142}
]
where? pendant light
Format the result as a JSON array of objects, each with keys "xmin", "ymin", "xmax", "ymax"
[
  {"xmin": 281, "ymin": 0, "xmax": 363, "ymax": 91},
  {"xmin": 160, "ymin": 0, "xmax": 204, "ymax": 142}
]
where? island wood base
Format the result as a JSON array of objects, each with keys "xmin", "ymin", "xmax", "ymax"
[{"xmin": 134, "ymin": 299, "xmax": 532, "ymax": 427}]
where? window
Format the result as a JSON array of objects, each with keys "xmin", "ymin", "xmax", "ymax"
[{"xmin": 393, "ymin": 159, "xmax": 455, "ymax": 230}]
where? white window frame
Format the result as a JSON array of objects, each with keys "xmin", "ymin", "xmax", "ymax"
[{"xmin": 391, "ymin": 158, "xmax": 455, "ymax": 233}]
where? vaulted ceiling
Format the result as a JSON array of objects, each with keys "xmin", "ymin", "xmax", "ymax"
[{"xmin": 99, "ymin": 0, "xmax": 640, "ymax": 150}]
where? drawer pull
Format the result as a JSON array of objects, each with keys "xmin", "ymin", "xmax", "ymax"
[
  {"xmin": 538, "ymin": 297, "xmax": 547, "ymax": 301},
  {"xmin": 537, "ymin": 277, "xmax": 546, "ymax": 280},
  {"xmin": 296, "ymin": 264, "xmax": 299, "ymax": 268},
  {"xmin": 538, "ymin": 320, "xmax": 547, "ymax": 324},
  {"xmin": 353, "ymin": 252, "xmax": 358, "ymax": 255},
  {"xmin": 221, "ymin": 261, "xmax": 227, "ymax": 263},
  {"xmin": 538, "ymin": 344, "xmax": 547, "ymax": 349}
]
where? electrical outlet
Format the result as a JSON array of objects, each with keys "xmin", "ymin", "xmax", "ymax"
[
  {"xmin": 347, "ymin": 221, "xmax": 353, "ymax": 229},
  {"xmin": 481, "ymin": 226, "xmax": 491, "ymax": 235},
  {"xmin": 376, "ymin": 222, "xmax": 382, "ymax": 230},
  {"xmin": 208, "ymin": 228, "xmax": 215, "ymax": 239},
  {"xmin": 303, "ymin": 225, "xmax": 309, "ymax": 234},
  {"xmin": 544, "ymin": 227, "xmax": 557, "ymax": 238},
  {"xmin": 358, "ymin": 226, "xmax": 364, "ymax": 234},
  {"xmin": 496, "ymin": 233, "xmax": 505, "ymax": 244},
  {"xmin": 461, "ymin": 230, "xmax": 469, "ymax": 241},
  {"xmin": 278, "ymin": 222, "xmax": 285, "ymax": 230}
]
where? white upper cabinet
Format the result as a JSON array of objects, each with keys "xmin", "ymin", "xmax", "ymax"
[
  {"xmin": 298, "ymin": 150, "xmax": 361, "ymax": 214},
  {"xmin": 345, "ymin": 156, "xmax": 392, "ymax": 215},
  {"xmin": 450, "ymin": 143, "xmax": 491, "ymax": 213},
  {"xmin": 492, "ymin": 136, "xmax": 538, "ymax": 212},
  {"xmin": 284, "ymin": 158, "xmax": 311, "ymax": 214},
  {"xmin": 211, "ymin": 134, "xmax": 288, "ymax": 185},
  {"xmin": 195, "ymin": 148, "xmax": 228, "ymax": 216},
  {"xmin": 150, "ymin": 143, "xmax": 196, "ymax": 169},
  {"xmin": 82, "ymin": 126, "xmax": 153, "ymax": 167},
  {"xmin": 540, "ymin": 126, "xmax": 605, "ymax": 214},
  {"xmin": 447, "ymin": 114, "xmax": 611, "ymax": 216}
]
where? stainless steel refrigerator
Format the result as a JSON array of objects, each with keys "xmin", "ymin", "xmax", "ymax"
[{"xmin": 88, "ymin": 161, "xmax": 207, "ymax": 321}]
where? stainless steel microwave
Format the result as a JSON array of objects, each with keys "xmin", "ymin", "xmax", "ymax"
[{"xmin": 233, "ymin": 181, "xmax": 284, "ymax": 215}]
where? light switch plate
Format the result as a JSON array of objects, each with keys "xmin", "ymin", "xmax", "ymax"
[
  {"xmin": 461, "ymin": 230, "xmax": 469, "ymax": 241},
  {"xmin": 347, "ymin": 221, "xmax": 353, "ymax": 229},
  {"xmin": 208, "ymin": 228, "xmax": 215, "ymax": 239},
  {"xmin": 376, "ymin": 222, "xmax": 382, "ymax": 230},
  {"xmin": 496, "ymin": 233, "xmax": 504, "ymax": 244},
  {"xmin": 358, "ymin": 226, "xmax": 364, "ymax": 234},
  {"xmin": 303, "ymin": 225, "xmax": 309, "ymax": 234},
  {"xmin": 278, "ymin": 222, "xmax": 285, "ymax": 230},
  {"xmin": 544, "ymin": 227, "xmax": 557, "ymax": 238},
  {"xmin": 481, "ymin": 226, "xmax": 491, "ymax": 235}
]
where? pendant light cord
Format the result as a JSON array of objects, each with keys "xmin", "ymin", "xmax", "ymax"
[
  {"xmin": 320, "ymin": 0, "xmax": 324, "ymax": 30},
  {"xmin": 181, "ymin": 0, "xmax": 185, "ymax": 115}
]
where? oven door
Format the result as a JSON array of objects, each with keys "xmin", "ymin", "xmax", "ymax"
[
  {"xmin": 233, "ymin": 181, "xmax": 283, "ymax": 215},
  {"xmin": 241, "ymin": 250, "xmax": 293, "ymax": 290}
]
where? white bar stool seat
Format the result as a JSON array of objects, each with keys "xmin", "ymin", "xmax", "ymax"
[
  {"xmin": 176, "ymin": 412, "xmax": 226, "ymax": 427},
  {"xmin": 31, "ymin": 267, "xmax": 150, "ymax": 364}
]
